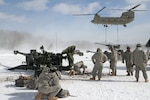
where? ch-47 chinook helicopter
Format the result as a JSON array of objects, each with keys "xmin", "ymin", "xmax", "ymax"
[{"xmin": 74, "ymin": 4, "xmax": 145, "ymax": 27}]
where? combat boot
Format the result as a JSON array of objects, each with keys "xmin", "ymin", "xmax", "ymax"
[
  {"xmin": 35, "ymin": 92, "xmax": 43, "ymax": 100},
  {"xmin": 48, "ymin": 96, "xmax": 58, "ymax": 100},
  {"xmin": 136, "ymin": 78, "xmax": 139, "ymax": 82},
  {"xmin": 131, "ymin": 72, "xmax": 133, "ymax": 76},
  {"xmin": 111, "ymin": 73, "xmax": 116, "ymax": 76},
  {"xmin": 126, "ymin": 73, "xmax": 130, "ymax": 76},
  {"xmin": 145, "ymin": 79, "xmax": 149, "ymax": 82},
  {"xmin": 90, "ymin": 77, "xmax": 95, "ymax": 80}
]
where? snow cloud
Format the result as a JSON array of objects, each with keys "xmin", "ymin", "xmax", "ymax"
[
  {"xmin": 0, "ymin": 30, "xmax": 98, "ymax": 51},
  {"xmin": 0, "ymin": 12, "xmax": 26, "ymax": 23},
  {"xmin": 18, "ymin": 0, "xmax": 49, "ymax": 11},
  {"xmin": 0, "ymin": 30, "xmax": 54, "ymax": 50},
  {"xmin": 52, "ymin": 2, "xmax": 100, "ymax": 14}
]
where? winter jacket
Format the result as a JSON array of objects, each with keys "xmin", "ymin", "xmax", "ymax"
[
  {"xmin": 132, "ymin": 47, "xmax": 147, "ymax": 66},
  {"xmin": 37, "ymin": 67, "xmax": 61, "ymax": 97},
  {"xmin": 110, "ymin": 48, "xmax": 118, "ymax": 62},
  {"xmin": 92, "ymin": 50, "xmax": 107, "ymax": 66},
  {"xmin": 122, "ymin": 50, "xmax": 132, "ymax": 64}
]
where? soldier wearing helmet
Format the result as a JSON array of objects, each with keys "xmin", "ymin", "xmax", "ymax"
[
  {"xmin": 132, "ymin": 43, "xmax": 148, "ymax": 82},
  {"xmin": 90, "ymin": 48, "xmax": 107, "ymax": 80},
  {"xmin": 122, "ymin": 46, "xmax": 133, "ymax": 76},
  {"xmin": 109, "ymin": 46, "xmax": 118, "ymax": 76}
]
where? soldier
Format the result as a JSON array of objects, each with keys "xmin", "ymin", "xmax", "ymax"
[
  {"xmin": 122, "ymin": 46, "xmax": 133, "ymax": 76},
  {"xmin": 73, "ymin": 61, "xmax": 87, "ymax": 74},
  {"xmin": 90, "ymin": 48, "xmax": 107, "ymax": 80},
  {"xmin": 62, "ymin": 45, "xmax": 76, "ymax": 70},
  {"xmin": 146, "ymin": 50, "xmax": 150, "ymax": 60},
  {"xmin": 132, "ymin": 43, "xmax": 148, "ymax": 82},
  {"xmin": 40, "ymin": 45, "xmax": 46, "ymax": 54},
  {"xmin": 35, "ymin": 66, "xmax": 70, "ymax": 100},
  {"xmin": 109, "ymin": 46, "xmax": 118, "ymax": 76}
]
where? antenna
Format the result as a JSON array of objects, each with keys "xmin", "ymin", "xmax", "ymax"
[{"xmin": 55, "ymin": 32, "xmax": 58, "ymax": 53}]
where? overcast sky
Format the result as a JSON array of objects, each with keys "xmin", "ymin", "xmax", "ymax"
[{"xmin": 0, "ymin": 0, "xmax": 150, "ymax": 45}]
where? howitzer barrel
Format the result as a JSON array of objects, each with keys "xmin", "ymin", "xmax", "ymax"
[
  {"xmin": 74, "ymin": 50, "xmax": 84, "ymax": 56},
  {"xmin": 13, "ymin": 50, "xmax": 28, "ymax": 56},
  {"xmin": 95, "ymin": 42, "xmax": 120, "ymax": 49},
  {"xmin": 95, "ymin": 42, "xmax": 112, "ymax": 47},
  {"xmin": 14, "ymin": 50, "xmax": 18, "ymax": 55},
  {"xmin": 86, "ymin": 50, "xmax": 96, "ymax": 53}
]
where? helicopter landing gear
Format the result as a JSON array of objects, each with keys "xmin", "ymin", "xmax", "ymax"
[{"xmin": 123, "ymin": 24, "xmax": 127, "ymax": 27}]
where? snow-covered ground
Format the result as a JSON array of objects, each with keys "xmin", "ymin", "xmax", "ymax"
[{"xmin": 0, "ymin": 50, "xmax": 150, "ymax": 100}]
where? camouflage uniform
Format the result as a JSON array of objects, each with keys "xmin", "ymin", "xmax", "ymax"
[
  {"xmin": 110, "ymin": 47, "xmax": 118, "ymax": 76},
  {"xmin": 62, "ymin": 45, "xmax": 76, "ymax": 69},
  {"xmin": 122, "ymin": 46, "xmax": 133, "ymax": 76},
  {"xmin": 35, "ymin": 67, "xmax": 70, "ymax": 100},
  {"xmin": 90, "ymin": 48, "xmax": 107, "ymax": 80},
  {"xmin": 73, "ymin": 61, "xmax": 87, "ymax": 74},
  {"xmin": 132, "ymin": 44, "xmax": 148, "ymax": 82},
  {"xmin": 37, "ymin": 67, "xmax": 61, "ymax": 98}
]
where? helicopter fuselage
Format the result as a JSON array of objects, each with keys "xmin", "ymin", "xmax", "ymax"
[{"xmin": 91, "ymin": 11, "xmax": 134, "ymax": 26}]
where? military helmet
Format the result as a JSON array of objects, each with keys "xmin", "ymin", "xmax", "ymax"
[
  {"xmin": 97, "ymin": 48, "xmax": 102, "ymax": 52},
  {"xmin": 40, "ymin": 45, "xmax": 44, "ymax": 49},
  {"xmin": 127, "ymin": 46, "xmax": 130, "ymax": 49},
  {"xmin": 136, "ymin": 43, "xmax": 141, "ymax": 47}
]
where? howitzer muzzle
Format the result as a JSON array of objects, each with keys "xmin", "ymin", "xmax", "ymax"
[{"xmin": 14, "ymin": 50, "xmax": 18, "ymax": 55}]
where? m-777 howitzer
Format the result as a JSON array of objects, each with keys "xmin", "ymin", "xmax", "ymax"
[
  {"xmin": 9, "ymin": 50, "xmax": 66, "ymax": 70},
  {"xmin": 9, "ymin": 46, "xmax": 84, "ymax": 75},
  {"xmin": 95, "ymin": 42, "xmax": 120, "ymax": 49}
]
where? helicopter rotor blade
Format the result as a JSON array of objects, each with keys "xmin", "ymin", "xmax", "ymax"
[
  {"xmin": 108, "ymin": 4, "xmax": 146, "ymax": 12},
  {"xmin": 128, "ymin": 4, "xmax": 141, "ymax": 11},
  {"xmin": 73, "ymin": 7, "xmax": 106, "ymax": 16},
  {"xmin": 73, "ymin": 14, "xmax": 95, "ymax": 16},
  {"xmin": 108, "ymin": 9, "xmax": 147, "ymax": 11},
  {"xmin": 96, "ymin": 7, "xmax": 106, "ymax": 14},
  {"xmin": 132, "ymin": 10, "xmax": 147, "ymax": 11},
  {"xmin": 108, "ymin": 8, "xmax": 127, "ymax": 11}
]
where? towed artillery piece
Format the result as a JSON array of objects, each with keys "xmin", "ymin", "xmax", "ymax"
[
  {"xmin": 9, "ymin": 45, "xmax": 84, "ymax": 74},
  {"xmin": 8, "ymin": 50, "xmax": 64, "ymax": 71}
]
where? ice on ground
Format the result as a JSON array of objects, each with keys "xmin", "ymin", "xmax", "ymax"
[{"xmin": 0, "ymin": 51, "xmax": 150, "ymax": 100}]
